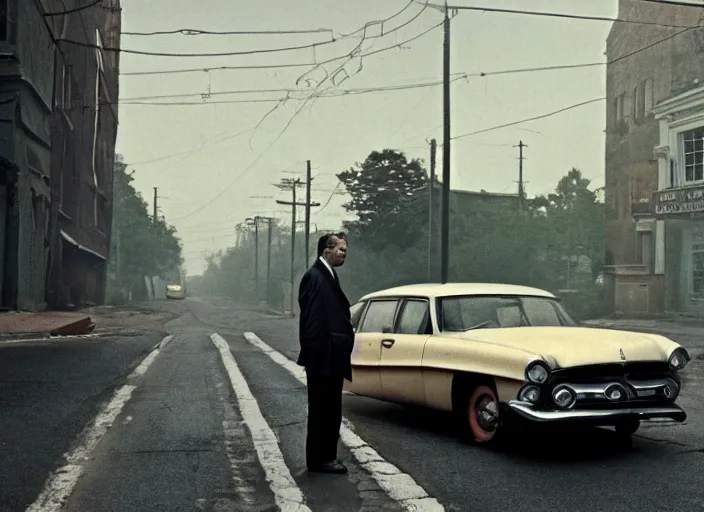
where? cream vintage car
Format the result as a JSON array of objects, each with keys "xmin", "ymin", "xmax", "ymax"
[{"xmin": 344, "ymin": 283, "xmax": 690, "ymax": 444}]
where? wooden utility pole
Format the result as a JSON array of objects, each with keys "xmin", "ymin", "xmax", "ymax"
[
  {"xmin": 440, "ymin": 4, "xmax": 451, "ymax": 284},
  {"xmin": 428, "ymin": 139, "xmax": 437, "ymax": 282},
  {"xmin": 275, "ymin": 178, "xmax": 320, "ymax": 313},
  {"xmin": 245, "ymin": 216, "xmax": 261, "ymax": 300},
  {"xmin": 305, "ymin": 160, "xmax": 313, "ymax": 267},
  {"xmin": 515, "ymin": 140, "xmax": 527, "ymax": 212},
  {"xmin": 153, "ymin": 187, "xmax": 158, "ymax": 222},
  {"xmin": 266, "ymin": 217, "xmax": 273, "ymax": 306}
]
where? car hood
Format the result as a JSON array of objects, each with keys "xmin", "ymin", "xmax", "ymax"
[{"xmin": 451, "ymin": 326, "xmax": 680, "ymax": 369}]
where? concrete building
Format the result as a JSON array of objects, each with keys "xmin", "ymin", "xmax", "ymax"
[
  {"xmin": 605, "ymin": 0, "xmax": 704, "ymax": 315},
  {"xmin": 46, "ymin": 0, "xmax": 121, "ymax": 309},
  {"xmin": 0, "ymin": 0, "xmax": 58, "ymax": 310}
]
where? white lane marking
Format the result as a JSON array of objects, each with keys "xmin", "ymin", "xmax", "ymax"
[
  {"xmin": 243, "ymin": 332, "xmax": 445, "ymax": 512},
  {"xmin": 26, "ymin": 335, "xmax": 173, "ymax": 512},
  {"xmin": 211, "ymin": 333, "xmax": 311, "ymax": 512}
]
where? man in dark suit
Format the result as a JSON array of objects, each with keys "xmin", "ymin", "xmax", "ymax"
[{"xmin": 297, "ymin": 232, "xmax": 354, "ymax": 474}]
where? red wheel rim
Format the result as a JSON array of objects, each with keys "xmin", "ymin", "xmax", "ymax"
[{"xmin": 468, "ymin": 385, "xmax": 499, "ymax": 442}]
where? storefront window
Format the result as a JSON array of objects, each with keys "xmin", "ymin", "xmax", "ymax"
[{"xmin": 683, "ymin": 127, "xmax": 704, "ymax": 183}]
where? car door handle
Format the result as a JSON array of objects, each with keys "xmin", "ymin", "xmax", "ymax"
[{"xmin": 381, "ymin": 339, "xmax": 395, "ymax": 348}]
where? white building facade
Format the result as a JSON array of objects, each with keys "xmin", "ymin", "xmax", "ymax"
[{"xmin": 652, "ymin": 86, "xmax": 704, "ymax": 314}]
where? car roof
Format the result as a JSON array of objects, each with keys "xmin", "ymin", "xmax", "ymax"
[{"xmin": 359, "ymin": 282, "xmax": 556, "ymax": 301}]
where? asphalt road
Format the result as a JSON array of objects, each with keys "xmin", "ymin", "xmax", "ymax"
[{"xmin": 3, "ymin": 297, "xmax": 704, "ymax": 511}]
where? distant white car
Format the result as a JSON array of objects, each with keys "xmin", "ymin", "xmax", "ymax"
[{"xmin": 165, "ymin": 284, "xmax": 185, "ymax": 300}]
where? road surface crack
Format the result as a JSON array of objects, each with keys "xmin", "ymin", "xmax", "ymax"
[
  {"xmin": 273, "ymin": 420, "xmax": 305, "ymax": 428},
  {"xmin": 634, "ymin": 434, "xmax": 689, "ymax": 447}
]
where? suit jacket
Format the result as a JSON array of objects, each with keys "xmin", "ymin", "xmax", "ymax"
[{"xmin": 297, "ymin": 258, "xmax": 355, "ymax": 381}]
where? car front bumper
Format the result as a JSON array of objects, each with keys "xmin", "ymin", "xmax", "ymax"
[{"xmin": 507, "ymin": 400, "xmax": 686, "ymax": 424}]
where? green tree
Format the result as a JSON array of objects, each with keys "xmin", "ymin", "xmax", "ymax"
[
  {"xmin": 337, "ymin": 149, "xmax": 429, "ymax": 248},
  {"xmin": 106, "ymin": 155, "xmax": 183, "ymax": 303},
  {"xmin": 532, "ymin": 168, "xmax": 605, "ymax": 283}
]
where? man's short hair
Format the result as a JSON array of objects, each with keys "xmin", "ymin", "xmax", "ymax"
[{"xmin": 316, "ymin": 232, "xmax": 348, "ymax": 257}]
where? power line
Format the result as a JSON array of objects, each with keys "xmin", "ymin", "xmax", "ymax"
[
  {"xmin": 114, "ymin": 26, "xmax": 699, "ymax": 108},
  {"xmin": 338, "ymin": 0, "xmax": 417, "ymax": 38},
  {"xmin": 477, "ymin": 62, "xmax": 604, "ymax": 77},
  {"xmin": 609, "ymin": 26, "xmax": 694, "ymax": 64},
  {"xmin": 125, "ymin": 126, "xmax": 257, "ymax": 166},
  {"xmin": 121, "ymin": 63, "xmax": 319, "ymax": 76},
  {"xmin": 118, "ymin": 76, "xmax": 468, "ymax": 103},
  {"xmin": 120, "ymin": 98, "xmax": 283, "ymax": 107},
  {"xmin": 121, "ymin": 88, "xmax": 303, "ymax": 102},
  {"xmin": 436, "ymin": 2, "xmax": 698, "ymax": 28},
  {"xmin": 42, "ymin": 0, "xmax": 100, "ymax": 16},
  {"xmin": 452, "ymin": 97, "xmax": 605, "ymax": 141},
  {"xmin": 632, "ymin": 0, "xmax": 704, "ymax": 7},
  {"xmin": 57, "ymin": 1, "xmax": 430, "ymax": 58},
  {"xmin": 315, "ymin": 183, "xmax": 343, "ymax": 213},
  {"xmin": 123, "ymin": 28, "xmax": 335, "ymax": 36},
  {"xmin": 57, "ymin": 37, "xmax": 338, "ymax": 58},
  {"xmin": 117, "ymin": 11, "xmax": 696, "ymax": 79},
  {"xmin": 119, "ymin": 15, "xmax": 440, "ymax": 77},
  {"xmin": 171, "ymin": 30, "xmax": 453, "ymax": 223},
  {"xmin": 124, "ymin": 1, "xmax": 417, "ymax": 39}
]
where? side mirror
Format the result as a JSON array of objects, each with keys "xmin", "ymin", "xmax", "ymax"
[{"xmin": 382, "ymin": 326, "xmax": 393, "ymax": 334}]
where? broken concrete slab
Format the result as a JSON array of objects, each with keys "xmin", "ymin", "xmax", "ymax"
[{"xmin": 0, "ymin": 311, "xmax": 95, "ymax": 338}]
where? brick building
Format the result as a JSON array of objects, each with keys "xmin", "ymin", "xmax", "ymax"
[
  {"xmin": 605, "ymin": 0, "xmax": 704, "ymax": 315},
  {"xmin": 0, "ymin": 0, "xmax": 120, "ymax": 311}
]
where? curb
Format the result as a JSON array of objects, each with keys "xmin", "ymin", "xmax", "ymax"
[{"xmin": 0, "ymin": 328, "xmax": 169, "ymax": 345}]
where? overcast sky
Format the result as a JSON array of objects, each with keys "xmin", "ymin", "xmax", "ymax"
[{"xmin": 115, "ymin": 0, "xmax": 621, "ymax": 275}]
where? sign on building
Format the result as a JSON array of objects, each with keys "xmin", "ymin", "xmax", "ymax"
[{"xmin": 653, "ymin": 185, "xmax": 704, "ymax": 216}]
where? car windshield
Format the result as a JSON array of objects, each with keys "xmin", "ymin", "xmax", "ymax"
[{"xmin": 439, "ymin": 295, "xmax": 576, "ymax": 332}]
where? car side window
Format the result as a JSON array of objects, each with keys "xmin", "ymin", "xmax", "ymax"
[
  {"xmin": 358, "ymin": 300, "xmax": 398, "ymax": 333},
  {"xmin": 350, "ymin": 301, "xmax": 366, "ymax": 330},
  {"xmin": 396, "ymin": 300, "xmax": 432, "ymax": 335}
]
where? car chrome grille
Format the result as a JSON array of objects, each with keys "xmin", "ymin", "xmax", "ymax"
[{"xmin": 545, "ymin": 363, "xmax": 680, "ymax": 409}]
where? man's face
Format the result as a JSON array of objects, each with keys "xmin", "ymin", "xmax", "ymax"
[{"xmin": 325, "ymin": 237, "xmax": 347, "ymax": 267}]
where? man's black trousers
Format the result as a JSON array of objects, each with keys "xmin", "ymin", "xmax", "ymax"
[{"xmin": 305, "ymin": 370, "xmax": 344, "ymax": 468}]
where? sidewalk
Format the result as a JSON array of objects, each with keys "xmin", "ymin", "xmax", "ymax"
[{"xmin": 0, "ymin": 304, "xmax": 177, "ymax": 342}]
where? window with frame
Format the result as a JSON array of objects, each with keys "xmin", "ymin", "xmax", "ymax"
[
  {"xmin": 350, "ymin": 301, "xmax": 366, "ymax": 330},
  {"xmin": 396, "ymin": 300, "xmax": 432, "ymax": 335},
  {"xmin": 439, "ymin": 295, "xmax": 576, "ymax": 331},
  {"xmin": 633, "ymin": 79, "xmax": 653, "ymax": 123},
  {"xmin": 682, "ymin": 127, "xmax": 704, "ymax": 183},
  {"xmin": 358, "ymin": 300, "xmax": 398, "ymax": 333}
]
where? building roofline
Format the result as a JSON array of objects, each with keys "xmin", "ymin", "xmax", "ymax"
[
  {"xmin": 653, "ymin": 84, "xmax": 704, "ymax": 118},
  {"xmin": 431, "ymin": 182, "xmax": 520, "ymax": 198}
]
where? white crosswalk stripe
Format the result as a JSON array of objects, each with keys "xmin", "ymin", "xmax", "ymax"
[
  {"xmin": 243, "ymin": 331, "xmax": 445, "ymax": 512},
  {"xmin": 211, "ymin": 333, "xmax": 312, "ymax": 512}
]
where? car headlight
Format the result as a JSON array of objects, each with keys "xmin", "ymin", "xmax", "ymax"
[
  {"xmin": 604, "ymin": 383, "xmax": 627, "ymax": 402},
  {"xmin": 663, "ymin": 379, "xmax": 680, "ymax": 401},
  {"xmin": 518, "ymin": 385, "xmax": 541, "ymax": 404},
  {"xmin": 525, "ymin": 360, "xmax": 550, "ymax": 384},
  {"xmin": 668, "ymin": 347, "xmax": 691, "ymax": 371},
  {"xmin": 552, "ymin": 385, "xmax": 576, "ymax": 409}
]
